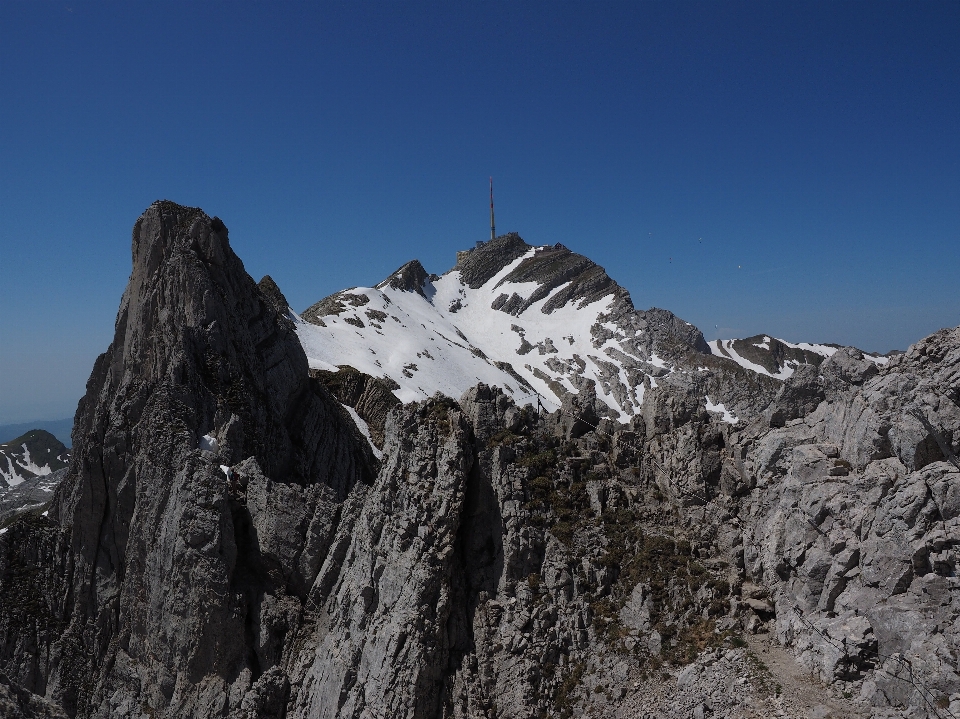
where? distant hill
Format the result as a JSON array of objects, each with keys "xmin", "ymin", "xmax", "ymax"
[
  {"xmin": 0, "ymin": 429, "xmax": 70, "ymax": 494},
  {"xmin": 0, "ymin": 418, "xmax": 73, "ymax": 447}
]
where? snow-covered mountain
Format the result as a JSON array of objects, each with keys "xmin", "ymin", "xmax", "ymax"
[
  {"xmin": 0, "ymin": 429, "xmax": 70, "ymax": 493},
  {"xmin": 296, "ymin": 233, "xmax": 896, "ymax": 429},
  {"xmin": 297, "ymin": 233, "xmax": 714, "ymax": 423}
]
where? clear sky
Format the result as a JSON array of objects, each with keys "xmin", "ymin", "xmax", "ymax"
[{"xmin": 1, "ymin": 1, "xmax": 958, "ymax": 424}]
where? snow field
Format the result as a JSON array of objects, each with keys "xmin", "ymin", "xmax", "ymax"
[{"xmin": 296, "ymin": 247, "xmax": 665, "ymax": 422}]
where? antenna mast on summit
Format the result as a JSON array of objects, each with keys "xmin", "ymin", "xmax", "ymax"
[{"xmin": 490, "ymin": 177, "xmax": 496, "ymax": 240}]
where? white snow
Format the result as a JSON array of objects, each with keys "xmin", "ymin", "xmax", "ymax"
[
  {"xmin": 199, "ymin": 434, "xmax": 219, "ymax": 453},
  {"xmin": 649, "ymin": 352, "xmax": 667, "ymax": 369},
  {"xmin": 710, "ymin": 339, "xmax": 795, "ymax": 380},
  {"xmin": 712, "ymin": 336, "xmax": 887, "ymax": 380},
  {"xmin": 2, "ymin": 471, "xmax": 25, "ymax": 488},
  {"xmin": 775, "ymin": 338, "xmax": 838, "ymax": 357},
  {"xmin": 17, "ymin": 444, "xmax": 53, "ymax": 477},
  {"xmin": 705, "ymin": 397, "xmax": 739, "ymax": 424},
  {"xmin": 296, "ymin": 245, "xmax": 661, "ymax": 422},
  {"xmin": 0, "ymin": 443, "xmax": 58, "ymax": 489},
  {"xmin": 219, "ymin": 464, "xmax": 232, "ymax": 478},
  {"xmin": 299, "ymin": 245, "xmax": 895, "ymax": 423},
  {"xmin": 342, "ymin": 405, "xmax": 382, "ymax": 459},
  {"xmin": 0, "ymin": 527, "xmax": 7, "ymax": 535}
]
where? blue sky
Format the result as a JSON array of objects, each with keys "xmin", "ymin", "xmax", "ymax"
[{"xmin": 1, "ymin": 1, "xmax": 958, "ymax": 424}]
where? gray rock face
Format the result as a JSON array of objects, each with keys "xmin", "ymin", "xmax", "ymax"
[
  {"xmin": 0, "ymin": 202, "xmax": 378, "ymax": 717},
  {"xmin": 740, "ymin": 326, "xmax": 960, "ymax": 712},
  {"xmin": 643, "ymin": 308, "xmax": 711, "ymax": 355},
  {"xmin": 309, "ymin": 366, "xmax": 402, "ymax": 448},
  {"xmin": 287, "ymin": 399, "xmax": 473, "ymax": 718},
  {"xmin": 765, "ymin": 363, "xmax": 826, "ymax": 427},
  {"xmin": 819, "ymin": 346, "xmax": 881, "ymax": 389},
  {"xmin": 0, "ymin": 671, "xmax": 68, "ymax": 718}
]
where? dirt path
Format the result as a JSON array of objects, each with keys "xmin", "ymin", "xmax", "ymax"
[
  {"xmin": 744, "ymin": 633, "xmax": 871, "ymax": 719},
  {"xmin": 610, "ymin": 631, "xmax": 876, "ymax": 718}
]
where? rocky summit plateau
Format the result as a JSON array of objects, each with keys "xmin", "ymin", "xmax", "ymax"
[{"xmin": 0, "ymin": 201, "xmax": 957, "ymax": 719}]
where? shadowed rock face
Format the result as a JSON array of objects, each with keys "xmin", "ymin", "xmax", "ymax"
[
  {"xmin": 379, "ymin": 259, "xmax": 431, "ymax": 297},
  {"xmin": 309, "ymin": 366, "xmax": 401, "ymax": 448},
  {"xmin": 257, "ymin": 274, "xmax": 293, "ymax": 317},
  {"xmin": 0, "ymin": 201, "xmax": 377, "ymax": 717}
]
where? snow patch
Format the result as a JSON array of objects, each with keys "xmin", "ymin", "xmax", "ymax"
[
  {"xmin": 774, "ymin": 338, "xmax": 838, "ymax": 356},
  {"xmin": 199, "ymin": 434, "xmax": 219, "ymax": 453},
  {"xmin": 710, "ymin": 340, "xmax": 795, "ymax": 380},
  {"xmin": 343, "ymin": 405, "xmax": 382, "ymax": 459},
  {"xmin": 17, "ymin": 445, "xmax": 53, "ymax": 477},
  {"xmin": 705, "ymin": 397, "xmax": 739, "ymax": 424}
]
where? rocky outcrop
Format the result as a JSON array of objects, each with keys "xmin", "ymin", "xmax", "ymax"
[
  {"xmin": 301, "ymin": 291, "xmax": 370, "ymax": 326},
  {"xmin": 309, "ymin": 366, "xmax": 402, "ymax": 448},
  {"xmin": 642, "ymin": 307, "xmax": 711, "ymax": 355},
  {"xmin": 739, "ymin": 326, "xmax": 960, "ymax": 712},
  {"xmin": 378, "ymin": 259, "xmax": 431, "ymax": 297},
  {"xmin": 454, "ymin": 233, "xmax": 531, "ymax": 289},
  {"xmin": 0, "ymin": 671, "xmax": 68, "ymax": 718},
  {"xmin": 257, "ymin": 275, "xmax": 293, "ymax": 317},
  {"xmin": 0, "ymin": 202, "xmax": 378, "ymax": 717}
]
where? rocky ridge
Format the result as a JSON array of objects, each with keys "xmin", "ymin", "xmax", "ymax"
[
  {"xmin": 0, "ymin": 203, "xmax": 956, "ymax": 718},
  {"xmin": 709, "ymin": 335, "xmax": 891, "ymax": 381}
]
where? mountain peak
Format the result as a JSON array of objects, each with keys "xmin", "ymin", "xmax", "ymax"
[
  {"xmin": 377, "ymin": 259, "xmax": 430, "ymax": 297},
  {"xmin": 258, "ymin": 274, "xmax": 293, "ymax": 315},
  {"xmin": 455, "ymin": 232, "xmax": 530, "ymax": 288}
]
